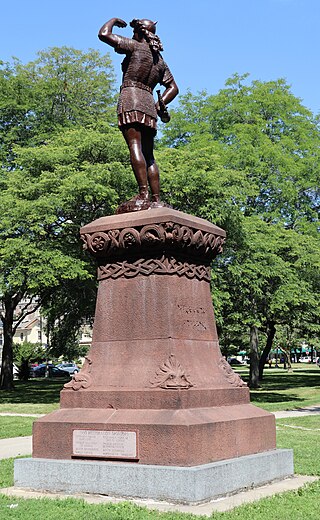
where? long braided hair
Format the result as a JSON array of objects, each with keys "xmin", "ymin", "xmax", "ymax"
[{"xmin": 130, "ymin": 19, "xmax": 163, "ymax": 52}]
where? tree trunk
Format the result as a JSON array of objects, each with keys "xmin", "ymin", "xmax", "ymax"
[
  {"xmin": 280, "ymin": 348, "xmax": 292, "ymax": 372},
  {"xmin": 310, "ymin": 346, "xmax": 314, "ymax": 363},
  {"xmin": 19, "ymin": 358, "xmax": 30, "ymax": 381},
  {"xmin": 249, "ymin": 325, "xmax": 260, "ymax": 388},
  {"xmin": 259, "ymin": 321, "xmax": 276, "ymax": 381},
  {"xmin": 0, "ymin": 299, "xmax": 15, "ymax": 391}
]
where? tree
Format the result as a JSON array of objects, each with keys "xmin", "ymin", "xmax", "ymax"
[
  {"xmin": 161, "ymin": 74, "xmax": 320, "ymax": 228},
  {"xmin": 0, "ymin": 47, "xmax": 116, "ymax": 166},
  {"xmin": 2, "ymin": 62, "xmax": 320, "ymax": 390},
  {"xmin": 13, "ymin": 341, "xmax": 45, "ymax": 381},
  {"xmin": 0, "ymin": 120, "xmax": 136, "ymax": 390},
  {"xmin": 0, "ymin": 47, "xmax": 130, "ymax": 390},
  {"xmin": 159, "ymin": 74, "xmax": 320, "ymax": 385},
  {"xmin": 217, "ymin": 217, "xmax": 320, "ymax": 386}
]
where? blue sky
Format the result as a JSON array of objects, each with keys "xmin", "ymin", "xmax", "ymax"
[{"xmin": 1, "ymin": 0, "xmax": 319, "ymax": 113}]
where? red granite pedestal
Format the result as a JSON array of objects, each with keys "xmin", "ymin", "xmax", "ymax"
[{"xmin": 32, "ymin": 208, "xmax": 276, "ymax": 467}]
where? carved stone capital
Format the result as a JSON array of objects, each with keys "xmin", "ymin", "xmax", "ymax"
[
  {"xmin": 81, "ymin": 222, "xmax": 225, "ymax": 260},
  {"xmin": 80, "ymin": 209, "xmax": 226, "ymax": 279}
]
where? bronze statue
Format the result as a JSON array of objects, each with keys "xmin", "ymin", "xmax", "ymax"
[{"xmin": 98, "ymin": 18, "xmax": 179, "ymax": 213}]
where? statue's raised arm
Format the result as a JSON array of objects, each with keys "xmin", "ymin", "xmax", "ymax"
[
  {"xmin": 98, "ymin": 17, "xmax": 179, "ymax": 214},
  {"xmin": 98, "ymin": 17, "xmax": 127, "ymax": 47}
]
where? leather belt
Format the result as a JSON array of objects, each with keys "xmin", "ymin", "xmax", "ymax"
[{"xmin": 120, "ymin": 81, "xmax": 153, "ymax": 94}]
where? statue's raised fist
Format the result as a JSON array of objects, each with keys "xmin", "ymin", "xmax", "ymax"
[{"xmin": 114, "ymin": 18, "xmax": 127, "ymax": 28}]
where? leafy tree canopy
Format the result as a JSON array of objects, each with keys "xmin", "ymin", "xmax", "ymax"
[
  {"xmin": 0, "ymin": 47, "xmax": 116, "ymax": 166},
  {"xmin": 159, "ymin": 74, "xmax": 320, "ymax": 384},
  {"xmin": 0, "ymin": 47, "xmax": 130, "ymax": 389},
  {"xmin": 1, "ymin": 59, "xmax": 319, "ymax": 390}
]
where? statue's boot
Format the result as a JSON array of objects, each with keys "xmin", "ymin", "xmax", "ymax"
[{"xmin": 116, "ymin": 193, "xmax": 151, "ymax": 214}]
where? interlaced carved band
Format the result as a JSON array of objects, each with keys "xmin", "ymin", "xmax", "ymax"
[{"xmin": 98, "ymin": 255, "xmax": 211, "ymax": 281}]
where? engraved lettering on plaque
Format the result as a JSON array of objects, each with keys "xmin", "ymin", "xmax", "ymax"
[{"xmin": 72, "ymin": 430, "xmax": 137, "ymax": 459}]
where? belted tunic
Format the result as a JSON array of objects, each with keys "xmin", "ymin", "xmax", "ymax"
[{"xmin": 114, "ymin": 35, "xmax": 174, "ymax": 131}]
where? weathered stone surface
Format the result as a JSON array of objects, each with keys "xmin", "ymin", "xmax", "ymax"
[
  {"xmin": 32, "ymin": 208, "xmax": 276, "ymax": 467},
  {"xmin": 15, "ymin": 449, "xmax": 294, "ymax": 503},
  {"xmin": 33, "ymin": 404, "xmax": 275, "ymax": 466}
]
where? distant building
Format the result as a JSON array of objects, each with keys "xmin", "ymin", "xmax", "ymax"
[
  {"xmin": 0, "ymin": 299, "xmax": 47, "ymax": 362},
  {"xmin": 78, "ymin": 322, "xmax": 93, "ymax": 351},
  {"xmin": 0, "ymin": 299, "xmax": 92, "ymax": 362}
]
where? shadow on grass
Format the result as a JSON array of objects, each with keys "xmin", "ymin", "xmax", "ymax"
[
  {"xmin": 238, "ymin": 367, "xmax": 320, "ymax": 391},
  {"xmin": 250, "ymin": 392, "xmax": 302, "ymax": 404},
  {"xmin": 257, "ymin": 369, "xmax": 320, "ymax": 391},
  {"xmin": 235, "ymin": 366, "xmax": 320, "ymax": 408},
  {"xmin": 0, "ymin": 378, "xmax": 68, "ymax": 405}
]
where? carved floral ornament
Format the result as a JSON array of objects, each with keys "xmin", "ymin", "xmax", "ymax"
[
  {"xmin": 81, "ymin": 222, "xmax": 225, "ymax": 260},
  {"xmin": 218, "ymin": 357, "xmax": 247, "ymax": 388},
  {"xmin": 150, "ymin": 354, "xmax": 194, "ymax": 389},
  {"xmin": 64, "ymin": 356, "xmax": 93, "ymax": 391}
]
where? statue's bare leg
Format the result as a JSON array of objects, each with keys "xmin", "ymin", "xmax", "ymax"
[
  {"xmin": 122, "ymin": 125, "xmax": 149, "ymax": 200},
  {"xmin": 141, "ymin": 127, "xmax": 160, "ymax": 202}
]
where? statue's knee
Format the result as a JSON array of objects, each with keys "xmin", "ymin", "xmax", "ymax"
[{"xmin": 130, "ymin": 152, "xmax": 146, "ymax": 170}]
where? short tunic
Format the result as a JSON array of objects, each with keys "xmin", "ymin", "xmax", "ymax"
[{"xmin": 114, "ymin": 35, "xmax": 174, "ymax": 131}]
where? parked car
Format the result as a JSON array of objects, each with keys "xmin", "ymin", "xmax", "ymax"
[
  {"xmin": 299, "ymin": 356, "xmax": 312, "ymax": 363},
  {"xmin": 29, "ymin": 364, "xmax": 69, "ymax": 378},
  {"xmin": 228, "ymin": 358, "xmax": 244, "ymax": 366},
  {"xmin": 13, "ymin": 363, "xmax": 19, "ymax": 380},
  {"xmin": 56, "ymin": 363, "xmax": 79, "ymax": 375},
  {"xmin": 29, "ymin": 363, "xmax": 46, "ymax": 376}
]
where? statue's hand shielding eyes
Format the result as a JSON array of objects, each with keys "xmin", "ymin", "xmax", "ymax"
[{"xmin": 114, "ymin": 18, "xmax": 127, "ymax": 28}]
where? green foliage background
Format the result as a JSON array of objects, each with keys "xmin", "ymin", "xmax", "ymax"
[{"xmin": 0, "ymin": 51, "xmax": 319, "ymax": 388}]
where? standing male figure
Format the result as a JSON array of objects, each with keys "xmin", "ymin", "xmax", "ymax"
[{"xmin": 98, "ymin": 17, "xmax": 179, "ymax": 213}]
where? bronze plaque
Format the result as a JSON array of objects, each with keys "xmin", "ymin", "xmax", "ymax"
[{"xmin": 72, "ymin": 430, "xmax": 137, "ymax": 459}]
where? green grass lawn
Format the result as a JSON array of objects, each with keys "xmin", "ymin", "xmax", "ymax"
[
  {"xmin": 0, "ymin": 419, "xmax": 319, "ymax": 519},
  {"xmin": 0, "ymin": 369, "xmax": 319, "ymax": 518},
  {"xmin": 0, "ymin": 378, "xmax": 65, "ymax": 415},
  {"xmin": 0, "ymin": 417, "xmax": 34, "ymax": 439},
  {"xmin": 238, "ymin": 364, "xmax": 320, "ymax": 411},
  {"xmin": 1, "ymin": 483, "xmax": 319, "ymax": 519},
  {"xmin": 276, "ymin": 416, "xmax": 320, "ymax": 476}
]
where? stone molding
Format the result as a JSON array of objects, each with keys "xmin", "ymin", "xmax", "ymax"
[{"xmin": 81, "ymin": 221, "xmax": 225, "ymax": 262}]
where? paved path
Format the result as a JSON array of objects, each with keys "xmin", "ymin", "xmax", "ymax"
[
  {"xmin": 0, "ymin": 413, "xmax": 38, "ymax": 459},
  {"xmin": 1, "ymin": 476, "xmax": 318, "ymax": 515},
  {"xmin": 0, "ymin": 413, "xmax": 44, "ymax": 418},
  {"xmin": 0, "ymin": 436, "xmax": 32, "ymax": 460},
  {"xmin": 273, "ymin": 405, "xmax": 320, "ymax": 419}
]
